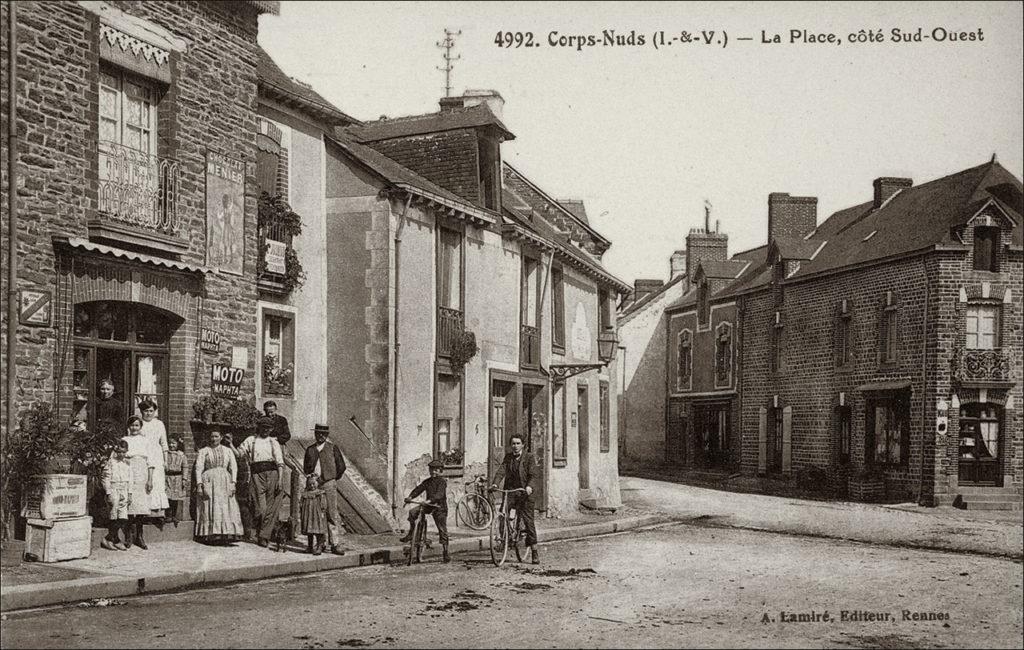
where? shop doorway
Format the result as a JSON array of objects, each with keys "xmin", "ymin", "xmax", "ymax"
[
  {"xmin": 693, "ymin": 402, "xmax": 730, "ymax": 468},
  {"xmin": 959, "ymin": 404, "xmax": 1002, "ymax": 486}
]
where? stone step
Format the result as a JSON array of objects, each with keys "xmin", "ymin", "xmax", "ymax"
[
  {"xmin": 957, "ymin": 485, "xmax": 1021, "ymax": 495},
  {"xmin": 960, "ymin": 494, "xmax": 1022, "ymax": 503},
  {"xmin": 962, "ymin": 501, "xmax": 1022, "ymax": 511},
  {"xmin": 90, "ymin": 520, "xmax": 195, "ymax": 549}
]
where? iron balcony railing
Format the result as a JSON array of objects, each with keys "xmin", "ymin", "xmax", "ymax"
[
  {"xmin": 437, "ymin": 306, "xmax": 465, "ymax": 358},
  {"xmin": 98, "ymin": 140, "xmax": 181, "ymax": 236},
  {"xmin": 520, "ymin": 324, "xmax": 540, "ymax": 369},
  {"xmin": 952, "ymin": 348, "xmax": 1011, "ymax": 383}
]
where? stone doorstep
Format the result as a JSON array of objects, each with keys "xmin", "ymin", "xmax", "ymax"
[
  {"xmin": 0, "ymin": 514, "xmax": 668, "ymax": 612},
  {"xmin": 89, "ymin": 521, "xmax": 195, "ymax": 549}
]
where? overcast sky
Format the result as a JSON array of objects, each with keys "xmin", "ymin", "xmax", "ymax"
[{"xmin": 259, "ymin": 1, "xmax": 1024, "ymax": 286}]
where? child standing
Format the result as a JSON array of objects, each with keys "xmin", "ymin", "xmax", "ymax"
[
  {"xmin": 101, "ymin": 439, "xmax": 132, "ymax": 551},
  {"xmin": 164, "ymin": 437, "xmax": 188, "ymax": 525},
  {"xmin": 300, "ymin": 474, "xmax": 328, "ymax": 555},
  {"xmin": 399, "ymin": 459, "xmax": 450, "ymax": 563}
]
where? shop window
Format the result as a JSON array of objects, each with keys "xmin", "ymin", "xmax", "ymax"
[
  {"xmin": 262, "ymin": 312, "xmax": 295, "ymax": 396},
  {"xmin": 436, "ymin": 374, "xmax": 463, "ymax": 467},
  {"xmin": 599, "ymin": 381, "xmax": 610, "ymax": 453},
  {"xmin": 551, "ymin": 266, "xmax": 565, "ymax": 352},
  {"xmin": 866, "ymin": 396, "xmax": 910, "ymax": 466},
  {"xmin": 552, "ymin": 383, "xmax": 567, "ymax": 465},
  {"xmin": 966, "ymin": 304, "xmax": 999, "ymax": 349},
  {"xmin": 676, "ymin": 329, "xmax": 692, "ymax": 391},
  {"xmin": 972, "ymin": 226, "xmax": 999, "ymax": 272}
]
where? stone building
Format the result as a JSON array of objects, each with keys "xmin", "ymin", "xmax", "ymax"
[
  {"xmin": 658, "ymin": 161, "xmax": 1022, "ymax": 508},
  {"xmin": 2, "ymin": 1, "xmax": 279, "ymax": 451}
]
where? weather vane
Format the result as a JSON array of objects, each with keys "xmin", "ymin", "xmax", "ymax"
[{"xmin": 437, "ymin": 28, "xmax": 461, "ymax": 98}]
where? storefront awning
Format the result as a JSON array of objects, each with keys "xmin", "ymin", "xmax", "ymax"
[
  {"xmin": 856, "ymin": 380, "xmax": 912, "ymax": 393},
  {"xmin": 54, "ymin": 236, "xmax": 210, "ymax": 274}
]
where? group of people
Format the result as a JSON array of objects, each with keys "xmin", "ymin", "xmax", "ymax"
[
  {"xmin": 99, "ymin": 396, "xmax": 352, "ymax": 555},
  {"xmin": 96, "ymin": 386, "xmax": 541, "ymax": 564}
]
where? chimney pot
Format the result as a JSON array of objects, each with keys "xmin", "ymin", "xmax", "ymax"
[{"xmin": 768, "ymin": 192, "xmax": 817, "ymax": 242}]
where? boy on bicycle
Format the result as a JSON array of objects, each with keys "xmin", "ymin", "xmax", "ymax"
[
  {"xmin": 491, "ymin": 434, "xmax": 540, "ymax": 564},
  {"xmin": 400, "ymin": 458, "xmax": 450, "ymax": 563}
]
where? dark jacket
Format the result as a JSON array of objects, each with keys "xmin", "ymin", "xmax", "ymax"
[
  {"xmin": 493, "ymin": 451, "xmax": 536, "ymax": 493},
  {"xmin": 303, "ymin": 440, "xmax": 346, "ymax": 483},
  {"xmin": 268, "ymin": 413, "xmax": 291, "ymax": 445},
  {"xmin": 408, "ymin": 476, "xmax": 448, "ymax": 512}
]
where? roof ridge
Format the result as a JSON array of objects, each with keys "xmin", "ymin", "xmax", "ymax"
[{"xmin": 358, "ymin": 103, "xmax": 488, "ymax": 127}]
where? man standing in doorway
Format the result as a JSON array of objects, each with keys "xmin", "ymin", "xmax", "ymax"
[
  {"xmin": 303, "ymin": 424, "xmax": 347, "ymax": 555},
  {"xmin": 491, "ymin": 434, "xmax": 540, "ymax": 564},
  {"xmin": 239, "ymin": 417, "xmax": 285, "ymax": 548},
  {"xmin": 263, "ymin": 401, "xmax": 291, "ymax": 446}
]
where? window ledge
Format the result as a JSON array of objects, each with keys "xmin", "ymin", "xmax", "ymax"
[
  {"xmin": 552, "ymin": 458, "xmax": 567, "ymax": 468},
  {"xmin": 441, "ymin": 467, "xmax": 465, "ymax": 479}
]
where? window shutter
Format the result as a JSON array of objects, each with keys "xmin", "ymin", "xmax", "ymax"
[
  {"xmin": 782, "ymin": 406, "xmax": 793, "ymax": 476},
  {"xmin": 758, "ymin": 407, "xmax": 767, "ymax": 475}
]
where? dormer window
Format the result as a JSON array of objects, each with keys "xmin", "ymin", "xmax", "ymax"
[
  {"xmin": 677, "ymin": 329, "xmax": 693, "ymax": 391},
  {"xmin": 698, "ymin": 281, "xmax": 710, "ymax": 327},
  {"xmin": 478, "ymin": 137, "xmax": 500, "ymax": 211},
  {"xmin": 973, "ymin": 226, "xmax": 999, "ymax": 272}
]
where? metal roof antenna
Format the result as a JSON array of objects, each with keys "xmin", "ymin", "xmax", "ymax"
[
  {"xmin": 437, "ymin": 28, "xmax": 462, "ymax": 98},
  {"xmin": 991, "ymin": 152, "xmax": 998, "ymax": 163}
]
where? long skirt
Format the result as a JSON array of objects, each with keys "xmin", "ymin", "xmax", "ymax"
[
  {"xmin": 148, "ymin": 462, "xmax": 170, "ymax": 514},
  {"xmin": 126, "ymin": 455, "xmax": 153, "ymax": 516},
  {"xmin": 195, "ymin": 466, "xmax": 244, "ymax": 540}
]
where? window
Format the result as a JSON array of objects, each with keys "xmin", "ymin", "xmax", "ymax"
[
  {"xmin": 438, "ymin": 227, "xmax": 463, "ymax": 311},
  {"xmin": 478, "ymin": 138, "xmax": 500, "ymax": 211},
  {"xmin": 836, "ymin": 406, "xmax": 851, "ymax": 465},
  {"xmin": 100, "ymin": 66, "xmax": 158, "ymax": 155},
  {"xmin": 435, "ymin": 375, "xmax": 463, "ymax": 466},
  {"xmin": 262, "ymin": 312, "xmax": 295, "ymax": 396},
  {"xmin": 676, "ymin": 329, "xmax": 692, "ymax": 390},
  {"xmin": 552, "ymin": 383, "xmax": 566, "ymax": 464},
  {"xmin": 836, "ymin": 311, "xmax": 852, "ymax": 367},
  {"xmin": 960, "ymin": 404, "xmax": 1000, "ymax": 459},
  {"xmin": 880, "ymin": 307, "xmax": 897, "ymax": 364},
  {"xmin": 598, "ymin": 288, "xmax": 611, "ymax": 333},
  {"xmin": 698, "ymin": 281, "xmax": 710, "ymax": 327},
  {"xmin": 551, "ymin": 266, "xmax": 565, "ymax": 351},
  {"xmin": 966, "ymin": 304, "xmax": 999, "ymax": 349},
  {"xmin": 715, "ymin": 324, "xmax": 732, "ymax": 385},
  {"xmin": 521, "ymin": 257, "xmax": 540, "ymax": 327},
  {"xmin": 866, "ymin": 396, "xmax": 910, "ymax": 465},
  {"xmin": 973, "ymin": 226, "xmax": 999, "ymax": 272},
  {"xmin": 599, "ymin": 381, "xmax": 610, "ymax": 453}
]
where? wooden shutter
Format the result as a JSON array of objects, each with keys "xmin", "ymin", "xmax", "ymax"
[
  {"xmin": 758, "ymin": 407, "xmax": 767, "ymax": 475},
  {"xmin": 782, "ymin": 406, "xmax": 793, "ymax": 476}
]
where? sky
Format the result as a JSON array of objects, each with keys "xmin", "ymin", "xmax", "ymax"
[{"xmin": 259, "ymin": 1, "xmax": 1024, "ymax": 286}]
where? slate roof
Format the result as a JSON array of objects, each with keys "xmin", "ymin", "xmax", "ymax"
[
  {"xmin": 771, "ymin": 237, "xmax": 822, "ymax": 261},
  {"xmin": 348, "ymin": 104, "xmax": 514, "ymax": 142},
  {"xmin": 257, "ymin": 47, "xmax": 360, "ymax": 126},
  {"xmin": 560, "ymin": 199, "xmax": 589, "ymax": 223},
  {"xmin": 699, "ymin": 259, "xmax": 751, "ymax": 279},
  {"xmin": 717, "ymin": 160, "xmax": 1024, "ymax": 299}
]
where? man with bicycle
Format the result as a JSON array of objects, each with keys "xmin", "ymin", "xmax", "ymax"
[{"xmin": 491, "ymin": 435, "xmax": 540, "ymax": 565}]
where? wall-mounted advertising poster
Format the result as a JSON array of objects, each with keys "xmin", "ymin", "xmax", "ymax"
[{"xmin": 206, "ymin": 151, "xmax": 245, "ymax": 275}]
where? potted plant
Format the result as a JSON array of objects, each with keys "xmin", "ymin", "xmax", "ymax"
[
  {"xmin": 449, "ymin": 329, "xmax": 479, "ymax": 376},
  {"xmin": 263, "ymin": 353, "xmax": 294, "ymax": 396},
  {"xmin": 190, "ymin": 396, "xmax": 261, "ymax": 446},
  {"xmin": 257, "ymin": 192, "xmax": 306, "ymax": 293}
]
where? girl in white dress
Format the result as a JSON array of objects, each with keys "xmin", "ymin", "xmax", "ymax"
[
  {"xmin": 139, "ymin": 399, "xmax": 170, "ymax": 516},
  {"xmin": 123, "ymin": 416, "xmax": 156, "ymax": 549}
]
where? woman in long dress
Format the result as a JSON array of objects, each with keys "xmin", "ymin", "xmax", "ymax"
[
  {"xmin": 195, "ymin": 429, "xmax": 244, "ymax": 544},
  {"xmin": 138, "ymin": 399, "xmax": 170, "ymax": 517},
  {"xmin": 123, "ymin": 416, "xmax": 156, "ymax": 549}
]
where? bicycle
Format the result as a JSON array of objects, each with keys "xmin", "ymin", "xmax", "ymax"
[
  {"xmin": 454, "ymin": 475, "xmax": 493, "ymax": 530},
  {"xmin": 489, "ymin": 488, "xmax": 527, "ymax": 567},
  {"xmin": 404, "ymin": 498, "xmax": 436, "ymax": 565}
]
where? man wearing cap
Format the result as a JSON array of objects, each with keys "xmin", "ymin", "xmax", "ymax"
[
  {"xmin": 491, "ymin": 434, "xmax": 540, "ymax": 564},
  {"xmin": 303, "ymin": 424, "xmax": 347, "ymax": 555},
  {"xmin": 238, "ymin": 416, "xmax": 285, "ymax": 547},
  {"xmin": 263, "ymin": 401, "xmax": 291, "ymax": 446},
  {"xmin": 400, "ymin": 458, "xmax": 450, "ymax": 563}
]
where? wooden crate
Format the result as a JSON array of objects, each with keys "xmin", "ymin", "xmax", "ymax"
[
  {"xmin": 25, "ymin": 516, "xmax": 93, "ymax": 563},
  {"xmin": 21, "ymin": 474, "xmax": 88, "ymax": 520}
]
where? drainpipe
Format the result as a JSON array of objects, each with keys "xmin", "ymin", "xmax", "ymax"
[
  {"xmin": 390, "ymin": 193, "xmax": 412, "ymax": 520},
  {"xmin": 619, "ymin": 344, "xmax": 627, "ymax": 457},
  {"xmin": 916, "ymin": 261, "xmax": 931, "ymax": 506},
  {"xmin": 6, "ymin": 0, "xmax": 18, "ymax": 438}
]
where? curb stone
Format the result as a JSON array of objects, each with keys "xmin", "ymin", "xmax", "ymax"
[{"xmin": 0, "ymin": 514, "xmax": 668, "ymax": 612}]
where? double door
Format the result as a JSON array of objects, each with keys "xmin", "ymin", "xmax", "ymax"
[{"xmin": 75, "ymin": 346, "xmax": 169, "ymax": 434}]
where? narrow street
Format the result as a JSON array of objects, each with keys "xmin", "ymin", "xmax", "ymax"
[{"xmin": 2, "ymin": 478, "xmax": 1021, "ymax": 649}]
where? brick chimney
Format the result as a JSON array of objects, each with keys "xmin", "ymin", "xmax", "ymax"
[
  {"xmin": 872, "ymin": 177, "xmax": 912, "ymax": 209},
  {"xmin": 633, "ymin": 279, "xmax": 664, "ymax": 303},
  {"xmin": 685, "ymin": 229, "xmax": 728, "ymax": 283},
  {"xmin": 440, "ymin": 89, "xmax": 505, "ymax": 120},
  {"xmin": 669, "ymin": 250, "xmax": 687, "ymax": 280},
  {"xmin": 768, "ymin": 193, "xmax": 817, "ymax": 242}
]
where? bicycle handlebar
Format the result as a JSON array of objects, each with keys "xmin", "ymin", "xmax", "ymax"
[
  {"xmin": 488, "ymin": 487, "xmax": 527, "ymax": 494},
  {"xmin": 405, "ymin": 498, "xmax": 435, "ymax": 507}
]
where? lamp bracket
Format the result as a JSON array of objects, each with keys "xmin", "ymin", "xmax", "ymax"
[{"xmin": 548, "ymin": 363, "xmax": 605, "ymax": 383}]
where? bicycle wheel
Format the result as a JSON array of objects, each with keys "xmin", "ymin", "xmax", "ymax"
[
  {"xmin": 489, "ymin": 511, "xmax": 509, "ymax": 567},
  {"xmin": 407, "ymin": 516, "xmax": 423, "ymax": 566},
  {"xmin": 456, "ymin": 493, "xmax": 493, "ymax": 530}
]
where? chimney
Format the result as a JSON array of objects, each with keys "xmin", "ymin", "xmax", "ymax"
[
  {"xmin": 685, "ymin": 228, "xmax": 728, "ymax": 283},
  {"xmin": 872, "ymin": 177, "xmax": 912, "ymax": 209},
  {"xmin": 768, "ymin": 192, "xmax": 817, "ymax": 243},
  {"xmin": 633, "ymin": 279, "xmax": 664, "ymax": 302},
  {"xmin": 669, "ymin": 250, "xmax": 687, "ymax": 281},
  {"xmin": 439, "ymin": 89, "xmax": 505, "ymax": 120}
]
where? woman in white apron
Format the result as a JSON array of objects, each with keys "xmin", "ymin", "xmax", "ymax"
[{"xmin": 138, "ymin": 399, "xmax": 170, "ymax": 516}]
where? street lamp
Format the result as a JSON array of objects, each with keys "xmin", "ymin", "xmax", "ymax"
[
  {"xmin": 597, "ymin": 326, "xmax": 618, "ymax": 364},
  {"xmin": 549, "ymin": 326, "xmax": 619, "ymax": 382}
]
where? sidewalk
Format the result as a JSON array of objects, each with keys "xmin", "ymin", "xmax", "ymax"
[{"xmin": 0, "ymin": 508, "xmax": 668, "ymax": 612}]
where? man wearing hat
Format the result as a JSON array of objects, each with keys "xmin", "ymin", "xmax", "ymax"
[
  {"xmin": 239, "ymin": 416, "xmax": 285, "ymax": 547},
  {"xmin": 400, "ymin": 458, "xmax": 450, "ymax": 563},
  {"xmin": 303, "ymin": 424, "xmax": 347, "ymax": 555}
]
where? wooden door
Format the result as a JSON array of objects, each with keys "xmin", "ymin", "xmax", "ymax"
[
  {"xmin": 577, "ymin": 385, "xmax": 590, "ymax": 489},
  {"xmin": 522, "ymin": 384, "xmax": 547, "ymax": 507},
  {"xmin": 489, "ymin": 380, "xmax": 515, "ymax": 484}
]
